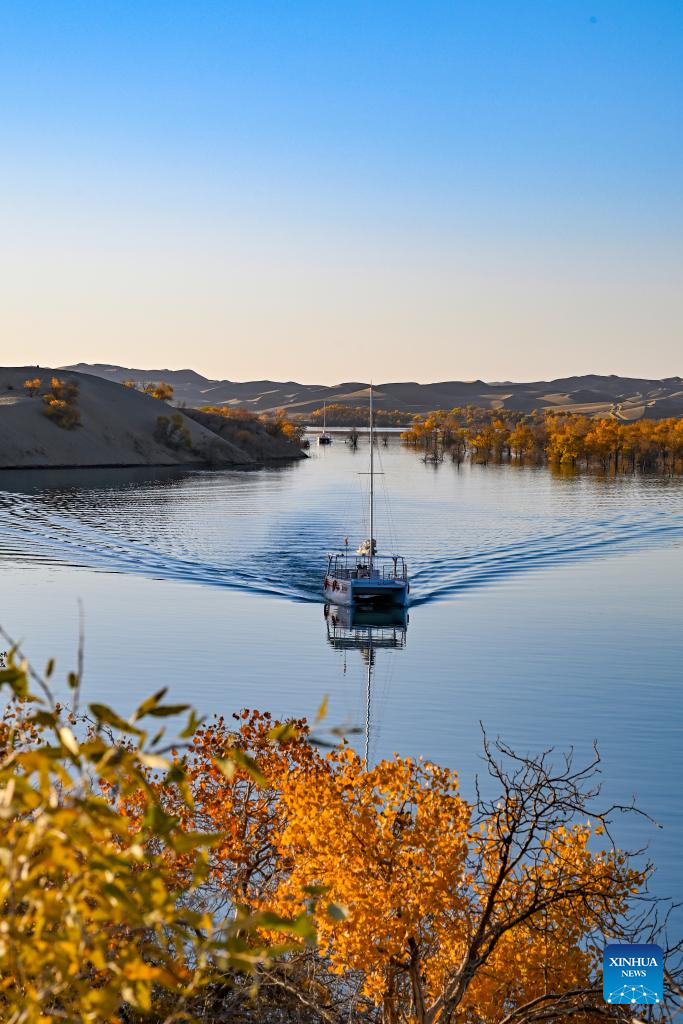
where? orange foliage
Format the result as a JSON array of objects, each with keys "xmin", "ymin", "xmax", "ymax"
[
  {"xmin": 41, "ymin": 377, "xmax": 80, "ymax": 429},
  {"xmin": 122, "ymin": 713, "xmax": 646, "ymax": 1023},
  {"xmin": 402, "ymin": 407, "xmax": 683, "ymax": 473},
  {"xmin": 143, "ymin": 381, "xmax": 174, "ymax": 401}
]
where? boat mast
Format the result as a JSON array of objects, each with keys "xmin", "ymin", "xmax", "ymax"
[
  {"xmin": 369, "ymin": 383, "xmax": 374, "ymax": 569},
  {"xmin": 364, "ymin": 641, "xmax": 374, "ymax": 764},
  {"xmin": 323, "ymin": 402, "xmax": 326, "ymax": 433}
]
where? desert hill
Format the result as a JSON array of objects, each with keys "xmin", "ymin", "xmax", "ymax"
[
  {"xmin": 66, "ymin": 364, "xmax": 683, "ymax": 420},
  {"xmin": 0, "ymin": 368, "xmax": 303, "ymax": 470}
]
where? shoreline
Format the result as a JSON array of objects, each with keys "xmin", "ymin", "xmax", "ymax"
[{"xmin": 0, "ymin": 454, "xmax": 306, "ymax": 473}]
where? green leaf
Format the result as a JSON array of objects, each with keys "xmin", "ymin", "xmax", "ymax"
[
  {"xmin": 88, "ymin": 703, "xmax": 144, "ymax": 736},
  {"xmin": 30, "ymin": 710, "xmax": 59, "ymax": 728},
  {"xmin": 247, "ymin": 911, "xmax": 317, "ymax": 942},
  {"xmin": 142, "ymin": 802, "xmax": 178, "ymax": 837},
  {"xmin": 314, "ymin": 695, "xmax": 329, "ymax": 724},
  {"xmin": 173, "ymin": 831, "xmax": 224, "ymax": 853},
  {"xmin": 144, "ymin": 703, "xmax": 191, "ymax": 718},
  {"xmin": 267, "ymin": 721, "xmax": 299, "ymax": 743},
  {"xmin": 150, "ymin": 726, "xmax": 166, "ymax": 747},
  {"xmin": 226, "ymin": 748, "xmax": 268, "ymax": 788},
  {"xmin": 179, "ymin": 709, "xmax": 204, "ymax": 739},
  {"xmin": 0, "ymin": 666, "xmax": 29, "ymax": 699},
  {"xmin": 58, "ymin": 727, "xmax": 80, "ymax": 756},
  {"xmin": 137, "ymin": 753, "xmax": 170, "ymax": 770},
  {"xmin": 163, "ymin": 764, "xmax": 186, "ymax": 785},
  {"xmin": 133, "ymin": 688, "xmax": 168, "ymax": 720},
  {"xmin": 326, "ymin": 902, "xmax": 349, "ymax": 921},
  {"xmin": 215, "ymin": 757, "xmax": 236, "ymax": 781}
]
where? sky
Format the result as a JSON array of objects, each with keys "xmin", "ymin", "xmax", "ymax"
[{"xmin": 1, "ymin": 1, "xmax": 682, "ymax": 384}]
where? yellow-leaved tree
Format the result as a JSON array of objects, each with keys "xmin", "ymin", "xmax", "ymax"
[
  {"xmin": 0, "ymin": 644, "xmax": 316, "ymax": 1024},
  {"xmin": 151, "ymin": 715, "xmax": 671, "ymax": 1024},
  {"xmin": 0, "ymin": 643, "xmax": 679, "ymax": 1024},
  {"xmin": 269, "ymin": 740, "xmax": 644, "ymax": 1023}
]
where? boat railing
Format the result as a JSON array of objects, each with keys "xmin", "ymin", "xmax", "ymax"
[
  {"xmin": 326, "ymin": 558, "xmax": 407, "ymax": 582},
  {"xmin": 326, "ymin": 626, "xmax": 407, "ymax": 650}
]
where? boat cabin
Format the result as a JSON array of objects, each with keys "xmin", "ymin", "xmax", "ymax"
[{"xmin": 325, "ymin": 550, "xmax": 408, "ymax": 583}]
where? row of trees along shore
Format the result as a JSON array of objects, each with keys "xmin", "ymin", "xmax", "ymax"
[
  {"xmin": 308, "ymin": 404, "xmax": 410, "ymax": 427},
  {"xmin": 122, "ymin": 379, "xmax": 307, "ymax": 448},
  {"xmin": 1, "ymin": 639, "xmax": 682, "ymax": 1023},
  {"xmin": 401, "ymin": 408, "xmax": 683, "ymax": 473},
  {"xmin": 199, "ymin": 404, "xmax": 307, "ymax": 447}
]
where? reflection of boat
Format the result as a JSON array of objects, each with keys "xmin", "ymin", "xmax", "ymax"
[
  {"xmin": 317, "ymin": 402, "xmax": 332, "ymax": 445},
  {"xmin": 324, "ymin": 603, "xmax": 408, "ymax": 651},
  {"xmin": 324, "ymin": 603, "xmax": 408, "ymax": 762},
  {"xmin": 323, "ymin": 386, "xmax": 409, "ymax": 607}
]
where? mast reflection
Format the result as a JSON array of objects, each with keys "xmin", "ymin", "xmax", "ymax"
[{"xmin": 324, "ymin": 603, "xmax": 408, "ymax": 762}]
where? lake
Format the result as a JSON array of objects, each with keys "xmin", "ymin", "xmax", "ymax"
[{"xmin": 1, "ymin": 438, "xmax": 682, "ymax": 913}]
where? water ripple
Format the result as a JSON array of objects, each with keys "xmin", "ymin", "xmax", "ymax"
[{"xmin": 1, "ymin": 456, "xmax": 682, "ymax": 605}]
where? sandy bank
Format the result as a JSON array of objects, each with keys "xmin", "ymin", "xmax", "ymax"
[{"xmin": 0, "ymin": 368, "xmax": 303, "ymax": 470}]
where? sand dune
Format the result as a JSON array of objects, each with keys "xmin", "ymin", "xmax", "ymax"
[
  {"xmin": 67, "ymin": 364, "xmax": 683, "ymax": 419},
  {"xmin": 0, "ymin": 368, "xmax": 301, "ymax": 470}
]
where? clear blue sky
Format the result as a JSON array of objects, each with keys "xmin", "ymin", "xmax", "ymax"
[{"xmin": 1, "ymin": 1, "xmax": 681, "ymax": 382}]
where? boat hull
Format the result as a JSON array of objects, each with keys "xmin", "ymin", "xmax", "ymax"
[{"xmin": 323, "ymin": 576, "xmax": 409, "ymax": 608}]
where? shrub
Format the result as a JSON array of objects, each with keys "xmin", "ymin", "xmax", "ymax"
[
  {"xmin": 154, "ymin": 412, "xmax": 192, "ymax": 450},
  {"xmin": 0, "ymin": 643, "xmax": 313, "ymax": 1024},
  {"xmin": 41, "ymin": 378, "xmax": 81, "ymax": 429},
  {"xmin": 143, "ymin": 381, "xmax": 174, "ymax": 401},
  {"xmin": 23, "ymin": 377, "xmax": 42, "ymax": 397},
  {"xmin": 200, "ymin": 405, "xmax": 259, "ymax": 422},
  {"xmin": 262, "ymin": 412, "xmax": 306, "ymax": 447}
]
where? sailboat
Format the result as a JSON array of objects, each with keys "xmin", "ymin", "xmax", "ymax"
[
  {"xmin": 322, "ymin": 386, "xmax": 409, "ymax": 607},
  {"xmin": 317, "ymin": 402, "xmax": 332, "ymax": 445}
]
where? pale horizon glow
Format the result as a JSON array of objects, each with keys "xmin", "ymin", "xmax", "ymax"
[{"xmin": 1, "ymin": 2, "xmax": 681, "ymax": 385}]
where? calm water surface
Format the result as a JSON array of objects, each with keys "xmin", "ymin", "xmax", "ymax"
[{"xmin": 1, "ymin": 441, "xmax": 681, "ymax": 911}]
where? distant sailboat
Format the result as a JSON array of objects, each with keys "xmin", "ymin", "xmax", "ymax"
[
  {"xmin": 318, "ymin": 402, "xmax": 332, "ymax": 445},
  {"xmin": 323, "ymin": 386, "xmax": 409, "ymax": 607}
]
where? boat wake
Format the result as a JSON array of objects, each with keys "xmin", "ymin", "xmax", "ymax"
[
  {"xmin": 1, "ymin": 485, "xmax": 682, "ymax": 606},
  {"xmin": 407, "ymin": 508, "xmax": 683, "ymax": 605}
]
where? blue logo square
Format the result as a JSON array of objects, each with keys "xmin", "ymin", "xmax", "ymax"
[{"xmin": 603, "ymin": 943, "xmax": 663, "ymax": 1005}]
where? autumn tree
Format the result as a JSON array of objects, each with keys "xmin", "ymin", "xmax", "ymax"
[
  {"xmin": 269, "ymin": 740, "xmax": 650, "ymax": 1024},
  {"xmin": 23, "ymin": 376, "xmax": 42, "ymax": 397},
  {"xmin": 41, "ymin": 376, "xmax": 81, "ymax": 429},
  {"xmin": 468, "ymin": 423, "xmax": 499, "ymax": 464},
  {"xmin": 0, "ymin": 635, "xmax": 321, "ymax": 1024},
  {"xmin": 143, "ymin": 381, "xmax": 174, "ymax": 401},
  {"xmin": 144, "ymin": 715, "xmax": 680, "ymax": 1024},
  {"xmin": 309, "ymin": 404, "xmax": 408, "ymax": 427},
  {"xmin": 154, "ymin": 412, "xmax": 192, "ymax": 450},
  {"xmin": 402, "ymin": 405, "xmax": 683, "ymax": 476},
  {"xmin": 262, "ymin": 411, "xmax": 307, "ymax": 447},
  {"xmin": 584, "ymin": 418, "xmax": 622, "ymax": 472},
  {"xmin": 508, "ymin": 421, "xmax": 541, "ymax": 462},
  {"xmin": 3, "ymin": 628, "xmax": 679, "ymax": 1024}
]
